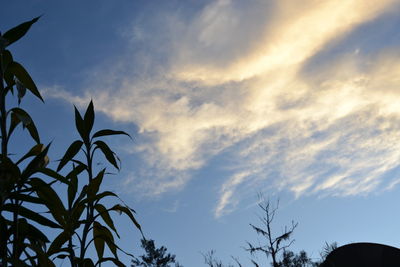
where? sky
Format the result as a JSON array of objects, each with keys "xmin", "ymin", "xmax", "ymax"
[{"xmin": 3, "ymin": 0, "xmax": 400, "ymax": 266}]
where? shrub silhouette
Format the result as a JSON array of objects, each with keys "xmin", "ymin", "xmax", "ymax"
[
  {"xmin": 131, "ymin": 238, "xmax": 182, "ymax": 267},
  {"xmin": 0, "ymin": 17, "xmax": 141, "ymax": 266}
]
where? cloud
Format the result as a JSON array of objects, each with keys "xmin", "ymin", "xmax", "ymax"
[{"xmin": 46, "ymin": 0, "xmax": 400, "ymax": 217}]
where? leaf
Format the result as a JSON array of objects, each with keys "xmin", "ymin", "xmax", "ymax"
[
  {"xmin": 39, "ymin": 168, "xmax": 69, "ymax": 184},
  {"xmin": 71, "ymin": 159, "xmax": 88, "ymax": 169},
  {"xmin": 87, "ymin": 169, "xmax": 105, "ymax": 197},
  {"xmin": 10, "ymin": 108, "xmax": 40, "ymax": 143},
  {"xmin": 26, "ymin": 243, "xmax": 56, "ymax": 267},
  {"xmin": 94, "ymin": 140, "xmax": 119, "ymax": 169},
  {"xmin": 66, "ymin": 164, "xmax": 86, "ymax": 206},
  {"xmin": 0, "ymin": 155, "xmax": 21, "ymax": 187},
  {"xmin": 93, "ymin": 222, "xmax": 117, "ymax": 257},
  {"xmin": 17, "ymin": 218, "xmax": 50, "ymax": 244},
  {"xmin": 6, "ymin": 61, "xmax": 43, "ymax": 102},
  {"xmin": 66, "ymin": 163, "xmax": 86, "ymax": 179},
  {"xmin": 110, "ymin": 204, "xmax": 141, "ymax": 231},
  {"xmin": 47, "ymin": 231, "xmax": 70, "ymax": 256},
  {"xmin": 74, "ymin": 106, "xmax": 87, "ymax": 142},
  {"xmin": 81, "ymin": 258, "xmax": 95, "ymax": 267},
  {"xmin": 2, "ymin": 204, "xmax": 60, "ymax": 228},
  {"xmin": 2, "ymin": 50, "xmax": 15, "ymax": 89},
  {"xmin": 8, "ymin": 193, "xmax": 45, "ymax": 205},
  {"xmin": 97, "ymin": 257, "xmax": 125, "ymax": 267},
  {"xmin": 57, "ymin": 140, "xmax": 83, "ymax": 171},
  {"xmin": 86, "ymin": 191, "xmax": 117, "ymax": 204},
  {"xmin": 84, "ymin": 100, "xmax": 95, "ymax": 136},
  {"xmin": 70, "ymin": 202, "xmax": 85, "ymax": 229},
  {"xmin": 8, "ymin": 111, "xmax": 20, "ymax": 137},
  {"xmin": 30, "ymin": 178, "xmax": 66, "ymax": 226},
  {"xmin": 16, "ymin": 78, "xmax": 27, "ymax": 104},
  {"xmin": 21, "ymin": 143, "xmax": 50, "ymax": 180},
  {"xmin": 72, "ymin": 185, "xmax": 88, "ymax": 210},
  {"xmin": 92, "ymin": 129, "xmax": 131, "ymax": 139},
  {"xmin": 68, "ymin": 172, "xmax": 78, "ymax": 207},
  {"xmin": 16, "ymin": 144, "xmax": 44, "ymax": 165},
  {"xmin": 24, "ymin": 244, "xmax": 56, "ymax": 267},
  {"xmin": 2, "ymin": 16, "xmax": 41, "ymax": 46},
  {"xmin": 1, "ymin": 49, "xmax": 13, "ymax": 77},
  {"xmin": 94, "ymin": 204, "xmax": 119, "ymax": 238},
  {"xmin": 1, "ymin": 49, "xmax": 13, "ymax": 65},
  {"xmin": 93, "ymin": 221, "xmax": 105, "ymax": 260}
]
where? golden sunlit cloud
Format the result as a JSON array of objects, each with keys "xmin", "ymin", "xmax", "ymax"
[
  {"xmin": 45, "ymin": 0, "xmax": 400, "ymax": 217},
  {"xmin": 172, "ymin": 0, "xmax": 395, "ymax": 84}
]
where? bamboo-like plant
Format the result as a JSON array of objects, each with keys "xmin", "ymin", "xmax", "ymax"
[{"xmin": 0, "ymin": 17, "xmax": 142, "ymax": 267}]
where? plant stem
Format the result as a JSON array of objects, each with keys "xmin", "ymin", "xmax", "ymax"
[
  {"xmin": 79, "ymin": 142, "xmax": 94, "ymax": 263},
  {"xmin": 0, "ymin": 51, "xmax": 8, "ymax": 267}
]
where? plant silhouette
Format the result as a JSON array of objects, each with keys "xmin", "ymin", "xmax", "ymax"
[
  {"xmin": 131, "ymin": 238, "xmax": 182, "ymax": 267},
  {"xmin": 0, "ymin": 17, "xmax": 142, "ymax": 266}
]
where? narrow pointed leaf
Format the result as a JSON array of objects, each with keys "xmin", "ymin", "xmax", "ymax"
[
  {"xmin": 30, "ymin": 178, "xmax": 66, "ymax": 226},
  {"xmin": 84, "ymin": 100, "xmax": 95, "ymax": 136},
  {"xmin": 21, "ymin": 143, "xmax": 50, "ymax": 180},
  {"xmin": 88, "ymin": 169, "xmax": 105, "ymax": 197},
  {"xmin": 0, "ymin": 156, "xmax": 21, "ymax": 185},
  {"xmin": 3, "ymin": 204, "xmax": 60, "ymax": 228},
  {"xmin": 94, "ymin": 204, "xmax": 119, "ymax": 237},
  {"xmin": 47, "ymin": 231, "xmax": 70, "ymax": 256},
  {"xmin": 111, "ymin": 204, "xmax": 141, "ymax": 231},
  {"xmin": 8, "ymin": 111, "xmax": 20, "ymax": 137},
  {"xmin": 8, "ymin": 193, "xmax": 45, "ymax": 205},
  {"xmin": 74, "ymin": 106, "xmax": 87, "ymax": 141},
  {"xmin": 93, "ymin": 221, "xmax": 105, "ymax": 260},
  {"xmin": 96, "ymin": 257, "xmax": 125, "ymax": 267},
  {"xmin": 93, "ymin": 222, "xmax": 117, "ymax": 257},
  {"xmin": 70, "ymin": 202, "xmax": 85, "ymax": 228},
  {"xmin": 3, "ymin": 50, "xmax": 15, "ymax": 88},
  {"xmin": 2, "ymin": 49, "xmax": 13, "ymax": 66},
  {"xmin": 18, "ymin": 218, "xmax": 50, "ymax": 243},
  {"xmin": 94, "ymin": 140, "xmax": 119, "ymax": 169},
  {"xmin": 16, "ymin": 144, "xmax": 44, "ymax": 165},
  {"xmin": 39, "ymin": 168, "xmax": 69, "ymax": 184},
  {"xmin": 86, "ymin": 191, "xmax": 117, "ymax": 204},
  {"xmin": 57, "ymin": 140, "xmax": 83, "ymax": 171},
  {"xmin": 3, "ymin": 16, "xmax": 40, "ymax": 46},
  {"xmin": 66, "ymin": 164, "xmax": 86, "ymax": 206},
  {"xmin": 10, "ymin": 107, "xmax": 40, "ymax": 143},
  {"xmin": 71, "ymin": 159, "xmax": 88, "ymax": 169},
  {"xmin": 66, "ymin": 163, "xmax": 86, "ymax": 179},
  {"xmin": 68, "ymin": 173, "xmax": 78, "ymax": 207},
  {"xmin": 72, "ymin": 185, "xmax": 88, "ymax": 210},
  {"xmin": 7, "ymin": 61, "xmax": 43, "ymax": 102},
  {"xmin": 92, "ymin": 129, "xmax": 131, "ymax": 139}
]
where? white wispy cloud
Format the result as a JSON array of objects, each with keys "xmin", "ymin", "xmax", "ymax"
[{"xmin": 46, "ymin": 0, "xmax": 400, "ymax": 217}]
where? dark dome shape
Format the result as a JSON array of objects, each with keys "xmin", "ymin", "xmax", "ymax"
[{"xmin": 320, "ymin": 242, "xmax": 400, "ymax": 267}]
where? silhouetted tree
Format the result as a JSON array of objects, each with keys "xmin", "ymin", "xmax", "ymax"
[
  {"xmin": 202, "ymin": 250, "xmax": 242, "ymax": 267},
  {"xmin": 246, "ymin": 196, "xmax": 298, "ymax": 267},
  {"xmin": 277, "ymin": 250, "xmax": 319, "ymax": 267},
  {"xmin": 319, "ymin": 242, "xmax": 337, "ymax": 262},
  {"xmin": 131, "ymin": 238, "xmax": 182, "ymax": 267}
]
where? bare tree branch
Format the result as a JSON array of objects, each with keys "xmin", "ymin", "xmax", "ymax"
[{"xmin": 245, "ymin": 195, "xmax": 297, "ymax": 267}]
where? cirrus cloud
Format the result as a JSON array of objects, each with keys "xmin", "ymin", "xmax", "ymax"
[{"xmin": 45, "ymin": 0, "xmax": 400, "ymax": 217}]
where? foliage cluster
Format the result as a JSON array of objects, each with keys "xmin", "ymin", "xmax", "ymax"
[
  {"xmin": 131, "ymin": 239, "xmax": 182, "ymax": 267},
  {"xmin": 0, "ymin": 17, "xmax": 141, "ymax": 266}
]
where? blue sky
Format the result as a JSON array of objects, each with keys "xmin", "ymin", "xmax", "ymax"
[{"xmin": 3, "ymin": 0, "xmax": 400, "ymax": 265}]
